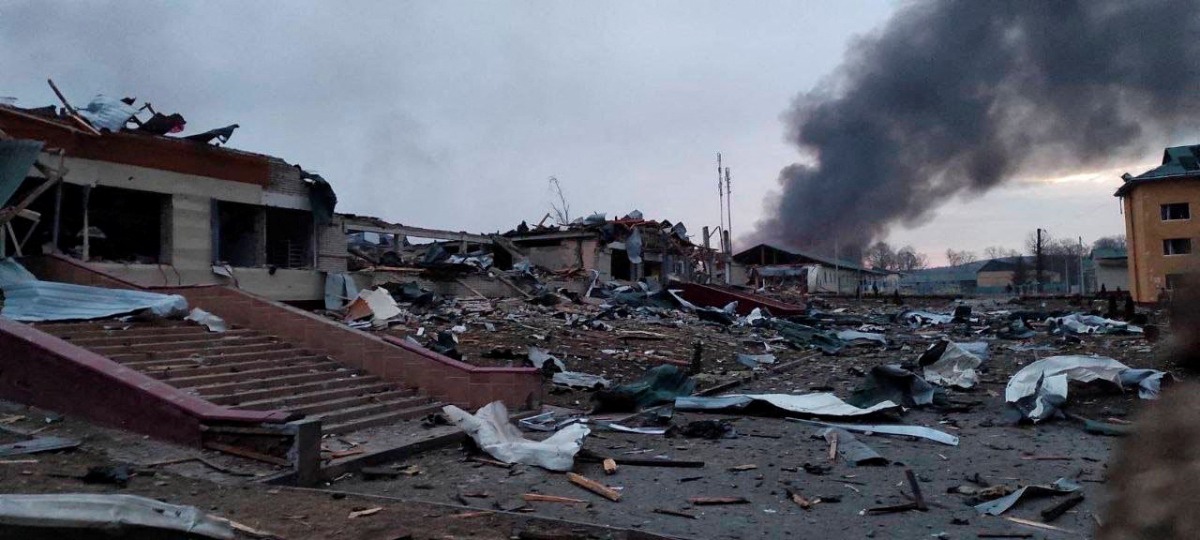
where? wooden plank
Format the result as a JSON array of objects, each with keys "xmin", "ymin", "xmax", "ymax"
[
  {"xmin": 688, "ymin": 497, "xmax": 748, "ymax": 506},
  {"xmin": 203, "ymin": 441, "xmax": 290, "ymax": 467},
  {"xmin": 566, "ymin": 472, "xmax": 620, "ymax": 502},
  {"xmin": 522, "ymin": 493, "xmax": 586, "ymax": 504}
]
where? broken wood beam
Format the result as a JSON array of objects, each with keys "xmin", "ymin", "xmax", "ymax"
[
  {"xmin": 202, "ymin": 441, "xmax": 290, "ymax": 467},
  {"xmin": 864, "ymin": 502, "xmax": 920, "ymax": 515},
  {"xmin": 578, "ymin": 455, "xmax": 704, "ymax": 468},
  {"xmin": 652, "ymin": 508, "xmax": 697, "ymax": 519},
  {"xmin": 522, "ymin": 493, "xmax": 586, "ymax": 504},
  {"xmin": 688, "ymin": 496, "xmax": 749, "ymax": 506},
  {"xmin": 904, "ymin": 468, "xmax": 927, "ymax": 511},
  {"xmin": 566, "ymin": 472, "xmax": 620, "ymax": 502},
  {"xmin": 1039, "ymin": 493, "xmax": 1084, "ymax": 523}
]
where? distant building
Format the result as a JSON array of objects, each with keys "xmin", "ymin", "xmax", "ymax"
[
  {"xmin": 899, "ymin": 261, "xmax": 988, "ymax": 296},
  {"xmin": 1116, "ymin": 144, "xmax": 1200, "ymax": 302},
  {"xmin": 900, "ymin": 256, "xmax": 1062, "ymax": 296},
  {"xmin": 1087, "ymin": 247, "xmax": 1128, "ymax": 293},
  {"xmin": 733, "ymin": 243, "xmax": 896, "ymax": 294}
]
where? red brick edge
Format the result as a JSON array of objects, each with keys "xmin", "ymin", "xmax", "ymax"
[
  {"xmin": 25, "ymin": 255, "xmax": 544, "ymax": 410},
  {"xmin": 0, "ymin": 318, "xmax": 293, "ymax": 446}
]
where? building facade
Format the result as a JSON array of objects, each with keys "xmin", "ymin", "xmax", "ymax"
[{"xmin": 1116, "ymin": 145, "xmax": 1200, "ymax": 303}]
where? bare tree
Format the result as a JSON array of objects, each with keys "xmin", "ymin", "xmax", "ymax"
[
  {"xmin": 983, "ymin": 246, "xmax": 1020, "ymax": 260},
  {"xmin": 863, "ymin": 241, "xmax": 896, "ymax": 270},
  {"xmin": 547, "ymin": 176, "xmax": 571, "ymax": 225},
  {"xmin": 1093, "ymin": 235, "xmax": 1127, "ymax": 252},
  {"xmin": 895, "ymin": 245, "xmax": 928, "ymax": 271},
  {"xmin": 946, "ymin": 249, "xmax": 979, "ymax": 266}
]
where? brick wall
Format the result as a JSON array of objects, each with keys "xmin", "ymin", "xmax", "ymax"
[
  {"xmin": 266, "ymin": 159, "xmax": 308, "ymax": 197},
  {"xmin": 317, "ymin": 215, "xmax": 349, "ymax": 273}
]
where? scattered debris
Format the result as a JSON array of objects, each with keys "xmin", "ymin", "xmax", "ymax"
[
  {"xmin": 443, "ymin": 401, "xmax": 589, "ymax": 471},
  {"xmin": 566, "ymin": 472, "xmax": 621, "ymax": 502},
  {"xmin": 675, "ymin": 393, "xmax": 897, "ymax": 417},
  {"xmin": 1006, "ymin": 356, "xmax": 1169, "ymax": 421},
  {"xmin": 974, "ymin": 478, "xmax": 1080, "ymax": 516},
  {"xmin": 0, "ymin": 494, "xmax": 234, "ymax": 539}
]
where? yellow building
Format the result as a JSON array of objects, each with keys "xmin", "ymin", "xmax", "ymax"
[{"xmin": 1116, "ymin": 145, "xmax": 1200, "ymax": 303}]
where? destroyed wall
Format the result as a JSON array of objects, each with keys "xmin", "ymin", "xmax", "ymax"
[
  {"xmin": 36, "ymin": 156, "xmax": 328, "ymax": 301},
  {"xmin": 317, "ymin": 215, "xmax": 348, "ymax": 273},
  {"xmin": 520, "ymin": 237, "xmax": 599, "ymax": 273}
]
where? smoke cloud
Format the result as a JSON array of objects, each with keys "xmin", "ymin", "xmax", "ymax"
[{"xmin": 752, "ymin": 0, "xmax": 1200, "ymax": 256}]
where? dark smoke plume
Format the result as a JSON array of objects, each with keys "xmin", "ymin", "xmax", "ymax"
[{"xmin": 753, "ymin": 0, "xmax": 1200, "ymax": 256}]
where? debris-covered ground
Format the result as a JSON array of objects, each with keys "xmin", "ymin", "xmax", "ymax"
[
  {"xmin": 3, "ymin": 291, "xmax": 1173, "ymax": 539},
  {"xmin": 331, "ymin": 293, "xmax": 1172, "ymax": 539}
]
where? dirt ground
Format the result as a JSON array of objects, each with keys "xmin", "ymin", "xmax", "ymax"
[{"xmin": 0, "ymin": 403, "xmax": 662, "ymax": 539}]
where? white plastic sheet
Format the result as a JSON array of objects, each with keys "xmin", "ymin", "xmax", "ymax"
[
  {"xmin": 443, "ymin": 401, "xmax": 590, "ymax": 471},
  {"xmin": 790, "ymin": 418, "xmax": 959, "ymax": 446},
  {"xmin": 923, "ymin": 341, "xmax": 983, "ymax": 389},
  {"xmin": 836, "ymin": 330, "xmax": 887, "ymax": 346},
  {"xmin": 1006, "ymin": 355, "xmax": 1168, "ymax": 421},
  {"xmin": 675, "ymin": 393, "xmax": 897, "ymax": 417},
  {"xmin": 184, "ymin": 308, "xmax": 227, "ymax": 333}
]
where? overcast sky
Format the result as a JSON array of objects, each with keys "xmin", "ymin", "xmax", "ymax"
[{"xmin": 2, "ymin": 1, "xmax": 1141, "ymax": 264}]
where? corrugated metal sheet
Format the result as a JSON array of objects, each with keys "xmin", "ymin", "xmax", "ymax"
[
  {"xmin": 0, "ymin": 139, "xmax": 43, "ymax": 208},
  {"xmin": 0, "ymin": 259, "xmax": 187, "ymax": 322},
  {"xmin": 75, "ymin": 95, "xmax": 139, "ymax": 132}
]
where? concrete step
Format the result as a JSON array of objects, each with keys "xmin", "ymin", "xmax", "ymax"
[
  {"xmin": 204, "ymin": 376, "xmax": 385, "ymax": 406},
  {"xmin": 232, "ymin": 382, "xmax": 402, "ymax": 412},
  {"xmin": 143, "ymin": 355, "xmax": 329, "ymax": 380},
  {"xmin": 322, "ymin": 402, "xmax": 444, "ymax": 435},
  {"xmin": 67, "ymin": 329, "xmax": 258, "ymax": 348},
  {"xmin": 307, "ymin": 395, "xmax": 431, "ymax": 424},
  {"xmin": 164, "ymin": 361, "xmax": 340, "ymax": 387},
  {"xmin": 52, "ymin": 325, "xmax": 213, "ymax": 341},
  {"xmin": 90, "ymin": 335, "xmax": 275, "ymax": 354},
  {"xmin": 186, "ymin": 370, "xmax": 367, "ymax": 397},
  {"xmin": 121, "ymin": 348, "xmax": 312, "ymax": 370},
  {"xmin": 108, "ymin": 342, "xmax": 294, "ymax": 363},
  {"xmin": 31, "ymin": 320, "xmax": 196, "ymax": 333}
]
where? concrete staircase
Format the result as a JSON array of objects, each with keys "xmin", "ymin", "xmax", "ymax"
[{"xmin": 32, "ymin": 319, "xmax": 443, "ymax": 435}]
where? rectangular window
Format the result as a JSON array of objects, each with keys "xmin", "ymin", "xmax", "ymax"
[
  {"xmin": 1166, "ymin": 273, "xmax": 1186, "ymax": 290},
  {"xmin": 213, "ymin": 201, "xmax": 263, "ymax": 267},
  {"xmin": 1163, "ymin": 238, "xmax": 1192, "ymax": 255},
  {"xmin": 1161, "ymin": 203, "xmax": 1190, "ymax": 220},
  {"xmin": 266, "ymin": 207, "xmax": 314, "ymax": 269}
]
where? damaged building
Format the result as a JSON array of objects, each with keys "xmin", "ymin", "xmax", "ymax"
[
  {"xmin": 0, "ymin": 99, "xmax": 344, "ymax": 303},
  {"xmin": 501, "ymin": 212, "xmax": 699, "ymax": 284},
  {"xmin": 733, "ymin": 243, "xmax": 897, "ymax": 294}
]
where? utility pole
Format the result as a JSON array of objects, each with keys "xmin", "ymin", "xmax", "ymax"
[
  {"xmin": 1035, "ymin": 228, "xmax": 1044, "ymax": 294},
  {"xmin": 1078, "ymin": 236, "xmax": 1085, "ymax": 295},
  {"xmin": 724, "ymin": 166, "xmax": 733, "ymax": 256},
  {"xmin": 716, "ymin": 153, "xmax": 724, "ymax": 241},
  {"xmin": 834, "ymin": 237, "xmax": 840, "ymax": 296}
]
